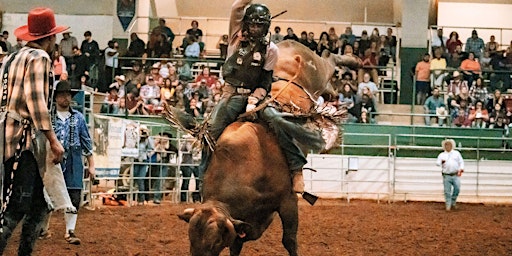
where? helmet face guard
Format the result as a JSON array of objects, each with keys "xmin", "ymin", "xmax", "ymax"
[{"xmin": 242, "ymin": 4, "xmax": 271, "ymax": 40}]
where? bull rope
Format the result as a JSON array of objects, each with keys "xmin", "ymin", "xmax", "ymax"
[{"xmin": 238, "ymin": 63, "xmax": 302, "ymax": 119}]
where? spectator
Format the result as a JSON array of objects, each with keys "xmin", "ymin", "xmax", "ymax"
[
  {"xmin": 59, "ymin": 31, "xmax": 78, "ymax": 70},
  {"xmin": 415, "ymin": 53, "xmax": 431, "ymax": 105},
  {"xmin": 270, "ymin": 26, "xmax": 284, "ymax": 44},
  {"xmin": 151, "ymin": 132, "xmax": 178, "ymax": 204},
  {"xmin": 103, "ymin": 40, "xmax": 119, "ymax": 92},
  {"xmin": 480, "ymin": 50, "xmax": 492, "ymax": 72},
  {"xmin": 431, "ymin": 28, "xmax": 448, "ymax": 55},
  {"xmin": 489, "ymin": 51, "xmax": 511, "ymax": 92},
  {"xmin": 284, "ymin": 27, "xmax": 299, "ymax": 41},
  {"xmin": 317, "ymin": 32, "xmax": 331, "ymax": 56},
  {"xmin": 156, "ymin": 18, "xmax": 175, "ymax": 48},
  {"xmin": 448, "ymin": 44, "xmax": 467, "ymax": 68},
  {"xmin": 486, "ymin": 89, "xmax": 504, "ymax": 113},
  {"xmin": 358, "ymin": 48, "xmax": 379, "ymax": 84},
  {"xmin": 353, "ymin": 41, "xmax": 361, "ymax": 58},
  {"xmin": 144, "ymin": 30, "xmax": 170, "ymax": 68},
  {"xmin": 155, "ymin": 54, "xmax": 174, "ymax": 79},
  {"xmin": 186, "ymin": 20, "xmax": 203, "ymax": 43},
  {"xmin": 102, "ymin": 85, "xmax": 119, "ymax": 113},
  {"xmin": 436, "ymin": 139, "xmax": 464, "ymax": 211},
  {"xmin": 68, "ymin": 46, "xmax": 89, "ymax": 89},
  {"xmin": 358, "ymin": 30, "xmax": 371, "ymax": 56},
  {"xmin": 465, "ymin": 29, "xmax": 485, "ymax": 59},
  {"xmin": 125, "ymin": 89, "xmax": 149, "ymax": 115},
  {"xmin": 160, "ymin": 78, "xmax": 175, "ymax": 105},
  {"xmin": 340, "ymin": 44, "xmax": 361, "ymax": 81},
  {"xmin": 126, "ymin": 33, "xmax": 146, "ymax": 58},
  {"xmin": 195, "ymin": 66, "xmax": 218, "ymax": 88},
  {"xmin": 306, "ymin": 32, "xmax": 318, "ymax": 52},
  {"xmin": 451, "ymin": 98, "xmax": 471, "ymax": 128},
  {"xmin": 468, "ymin": 100, "xmax": 490, "ymax": 128},
  {"xmin": 349, "ymin": 94, "xmax": 375, "ymax": 124},
  {"xmin": 469, "ymin": 77, "xmax": 488, "ymax": 105},
  {"xmin": 377, "ymin": 35, "xmax": 391, "ymax": 67},
  {"xmin": 52, "ymin": 50, "xmax": 67, "ymax": 82},
  {"xmin": 370, "ymin": 28, "xmax": 380, "ymax": 44},
  {"xmin": 140, "ymin": 76, "xmax": 161, "ymax": 110},
  {"xmin": 447, "ymin": 71, "xmax": 469, "ymax": 98},
  {"xmin": 110, "ymin": 75, "xmax": 127, "ymax": 97},
  {"xmin": 460, "ymin": 52, "xmax": 481, "ymax": 86},
  {"xmin": 176, "ymin": 59, "xmax": 192, "ymax": 81},
  {"xmin": 339, "ymin": 83, "xmax": 356, "ymax": 122},
  {"xmin": 449, "ymin": 85, "xmax": 473, "ymax": 115},
  {"xmin": 446, "ymin": 31, "xmax": 463, "ymax": 55},
  {"xmin": 424, "ymin": 87, "xmax": 447, "ymax": 126},
  {"xmin": 340, "ymin": 26, "xmax": 356, "ymax": 46},
  {"xmin": 327, "ymin": 27, "xmax": 338, "ymax": 45},
  {"xmin": 0, "ymin": 35, "xmax": 8, "ymax": 53},
  {"xmin": 179, "ymin": 135, "xmax": 201, "ymax": 203},
  {"xmin": 216, "ymin": 34, "xmax": 229, "ymax": 59},
  {"xmin": 125, "ymin": 61, "xmax": 146, "ymax": 89},
  {"xmin": 485, "ymin": 35, "xmax": 500, "ymax": 55},
  {"xmin": 2, "ymin": 31, "xmax": 13, "ymax": 53},
  {"xmin": 488, "ymin": 102, "xmax": 507, "ymax": 129},
  {"xmin": 298, "ymin": 31, "xmax": 309, "ymax": 47},
  {"xmin": 13, "ymin": 38, "xmax": 24, "ymax": 52},
  {"xmin": 134, "ymin": 125, "xmax": 154, "ymax": 205},
  {"xmin": 430, "ymin": 47, "xmax": 448, "ymax": 88},
  {"xmin": 184, "ymin": 34, "xmax": 200, "ymax": 59},
  {"xmin": 357, "ymin": 72, "xmax": 379, "ymax": 99},
  {"xmin": 80, "ymin": 31, "xmax": 100, "ymax": 69},
  {"xmin": 148, "ymin": 63, "xmax": 164, "ymax": 87},
  {"xmin": 385, "ymin": 28, "xmax": 398, "ymax": 63}
]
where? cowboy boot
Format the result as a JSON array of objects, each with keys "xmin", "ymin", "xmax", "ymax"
[{"xmin": 291, "ymin": 169, "xmax": 304, "ymax": 193}]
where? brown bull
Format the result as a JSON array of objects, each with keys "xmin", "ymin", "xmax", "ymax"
[
  {"xmin": 178, "ymin": 121, "xmax": 298, "ymax": 256},
  {"xmin": 175, "ymin": 40, "xmax": 360, "ymax": 256}
]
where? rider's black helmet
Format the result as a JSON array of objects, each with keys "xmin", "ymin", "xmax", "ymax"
[{"xmin": 242, "ymin": 4, "xmax": 271, "ymax": 40}]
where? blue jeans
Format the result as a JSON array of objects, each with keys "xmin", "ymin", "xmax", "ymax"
[
  {"xmin": 443, "ymin": 174, "xmax": 460, "ymax": 209},
  {"xmin": 180, "ymin": 166, "xmax": 200, "ymax": 202},
  {"xmin": 133, "ymin": 161, "xmax": 149, "ymax": 202},
  {"xmin": 203, "ymin": 94, "xmax": 324, "ymax": 172},
  {"xmin": 152, "ymin": 165, "xmax": 168, "ymax": 201}
]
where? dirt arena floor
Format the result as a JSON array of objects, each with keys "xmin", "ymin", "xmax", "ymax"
[{"xmin": 4, "ymin": 198, "xmax": 512, "ymax": 256}]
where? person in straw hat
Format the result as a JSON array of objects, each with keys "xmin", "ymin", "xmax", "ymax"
[
  {"xmin": 0, "ymin": 7, "xmax": 67, "ymax": 255},
  {"xmin": 436, "ymin": 139, "xmax": 465, "ymax": 211}
]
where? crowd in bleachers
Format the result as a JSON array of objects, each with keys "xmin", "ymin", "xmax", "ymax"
[
  {"xmin": 417, "ymin": 28, "xmax": 512, "ymax": 136},
  {"xmin": 4, "ymin": 16, "xmax": 509, "ymax": 130}
]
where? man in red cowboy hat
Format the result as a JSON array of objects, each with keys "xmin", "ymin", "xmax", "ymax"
[{"xmin": 0, "ymin": 7, "xmax": 67, "ymax": 255}]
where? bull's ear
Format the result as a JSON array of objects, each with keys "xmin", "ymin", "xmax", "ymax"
[
  {"xmin": 178, "ymin": 208, "xmax": 196, "ymax": 223},
  {"xmin": 232, "ymin": 220, "xmax": 252, "ymax": 238}
]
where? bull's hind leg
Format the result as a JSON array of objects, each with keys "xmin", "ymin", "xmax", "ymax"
[{"xmin": 278, "ymin": 195, "xmax": 299, "ymax": 256}]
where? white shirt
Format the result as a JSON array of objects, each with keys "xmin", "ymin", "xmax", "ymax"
[
  {"xmin": 436, "ymin": 150, "xmax": 464, "ymax": 174},
  {"xmin": 105, "ymin": 47, "xmax": 119, "ymax": 68}
]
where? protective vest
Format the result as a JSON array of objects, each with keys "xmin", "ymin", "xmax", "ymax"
[{"xmin": 222, "ymin": 41, "xmax": 266, "ymax": 91}]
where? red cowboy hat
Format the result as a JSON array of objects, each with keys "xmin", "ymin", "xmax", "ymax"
[{"xmin": 14, "ymin": 7, "xmax": 69, "ymax": 41}]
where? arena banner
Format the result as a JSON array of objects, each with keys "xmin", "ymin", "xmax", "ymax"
[
  {"xmin": 93, "ymin": 115, "xmax": 124, "ymax": 178},
  {"xmin": 117, "ymin": 0, "xmax": 136, "ymax": 31},
  {"xmin": 121, "ymin": 119, "xmax": 140, "ymax": 157}
]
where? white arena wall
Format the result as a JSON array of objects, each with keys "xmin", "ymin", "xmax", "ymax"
[{"xmin": 305, "ymin": 154, "xmax": 512, "ymax": 204}]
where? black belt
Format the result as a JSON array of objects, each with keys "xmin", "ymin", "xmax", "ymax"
[
  {"xmin": 224, "ymin": 83, "xmax": 252, "ymax": 95},
  {"xmin": 442, "ymin": 173, "xmax": 457, "ymax": 176}
]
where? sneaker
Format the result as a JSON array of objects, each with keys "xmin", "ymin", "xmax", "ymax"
[{"xmin": 65, "ymin": 230, "xmax": 81, "ymax": 245}]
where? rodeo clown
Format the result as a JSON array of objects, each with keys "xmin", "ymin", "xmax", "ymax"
[{"xmin": 200, "ymin": 0, "xmax": 324, "ymax": 194}]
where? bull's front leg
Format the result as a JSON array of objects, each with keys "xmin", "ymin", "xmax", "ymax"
[
  {"xmin": 229, "ymin": 238, "xmax": 244, "ymax": 256},
  {"xmin": 278, "ymin": 195, "xmax": 299, "ymax": 256}
]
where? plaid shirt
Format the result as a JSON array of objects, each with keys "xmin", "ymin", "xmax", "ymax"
[
  {"xmin": 1, "ymin": 45, "xmax": 53, "ymax": 159},
  {"xmin": 465, "ymin": 37, "xmax": 485, "ymax": 55},
  {"xmin": 469, "ymin": 85, "xmax": 488, "ymax": 103}
]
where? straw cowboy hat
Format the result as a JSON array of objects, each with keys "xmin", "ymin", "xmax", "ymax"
[
  {"xmin": 436, "ymin": 106, "xmax": 448, "ymax": 120},
  {"xmin": 442, "ymin": 139, "xmax": 456, "ymax": 150},
  {"xmin": 14, "ymin": 7, "xmax": 69, "ymax": 41}
]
